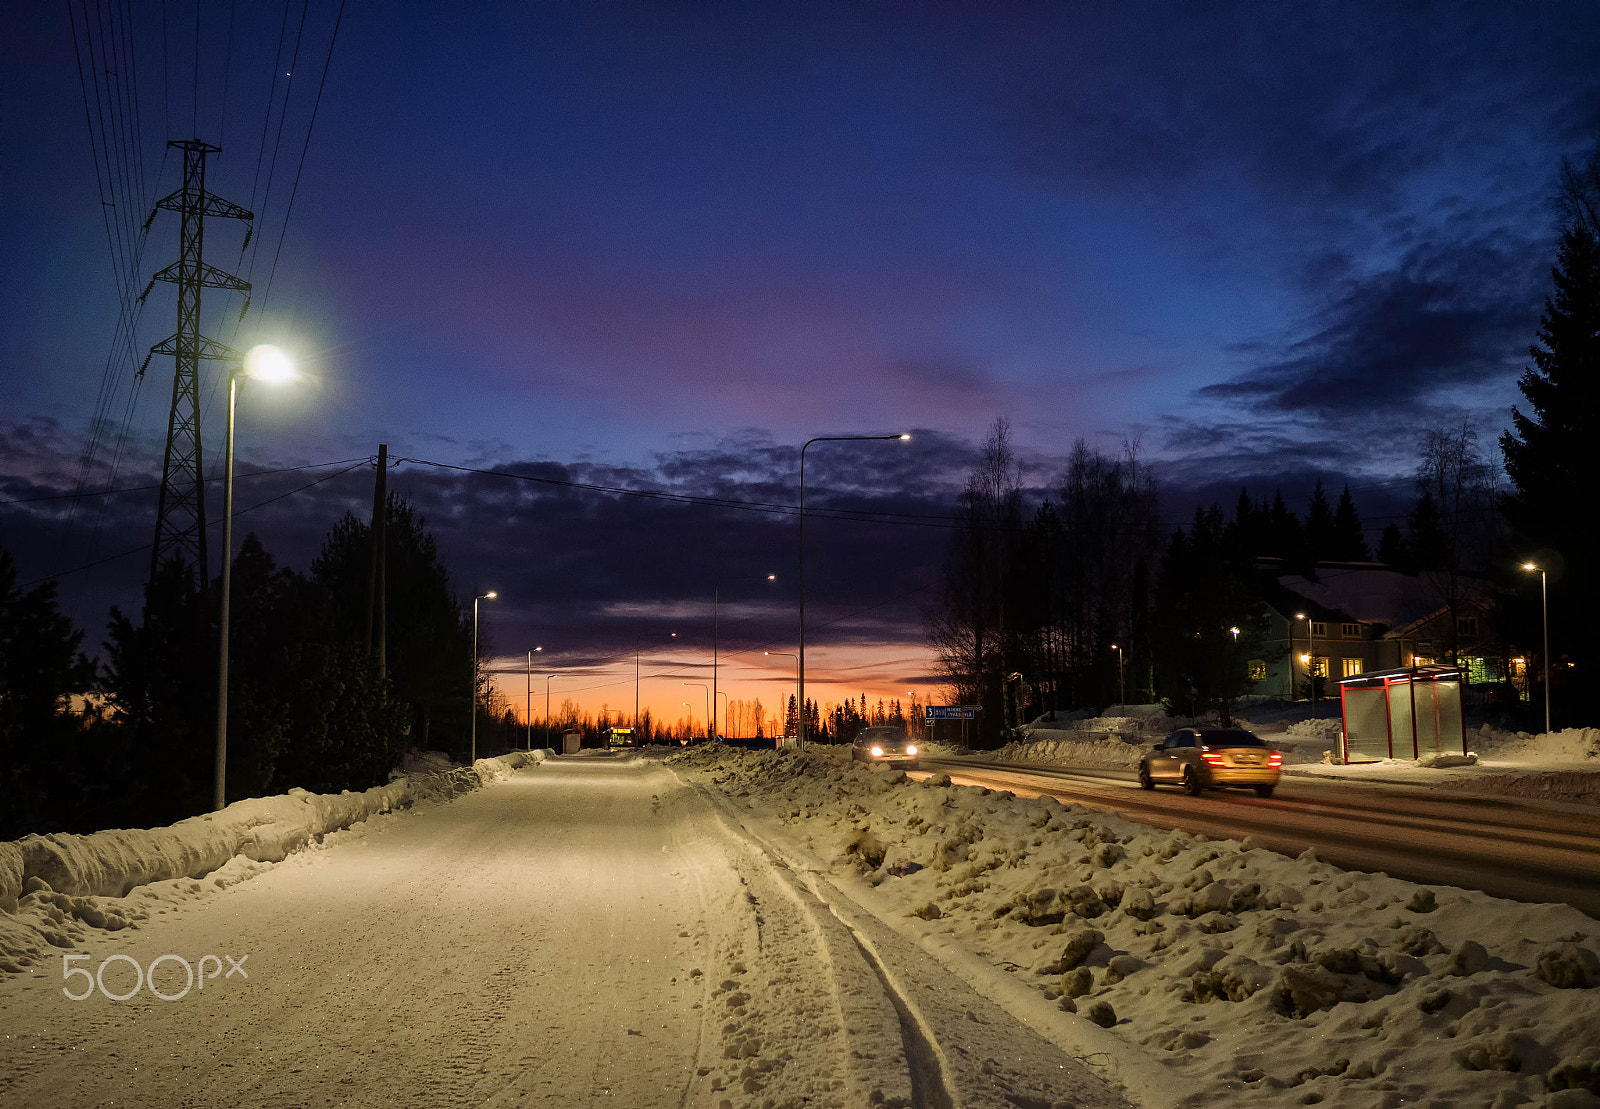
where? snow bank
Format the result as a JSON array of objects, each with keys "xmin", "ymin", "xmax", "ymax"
[
  {"xmin": 673, "ymin": 744, "xmax": 1600, "ymax": 1109},
  {"xmin": 0, "ymin": 750, "xmax": 549, "ymax": 972}
]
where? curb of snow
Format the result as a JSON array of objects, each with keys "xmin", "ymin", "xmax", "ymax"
[{"xmin": 0, "ymin": 750, "xmax": 549, "ymax": 962}]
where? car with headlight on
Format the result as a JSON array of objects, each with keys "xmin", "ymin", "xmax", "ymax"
[
  {"xmin": 1138, "ymin": 727, "xmax": 1280, "ymax": 797},
  {"xmin": 851, "ymin": 726, "xmax": 919, "ymax": 769}
]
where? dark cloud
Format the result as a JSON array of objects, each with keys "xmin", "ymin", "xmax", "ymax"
[{"xmin": 1196, "ymin": 237, "xmax": 1545, "ymax": 419}]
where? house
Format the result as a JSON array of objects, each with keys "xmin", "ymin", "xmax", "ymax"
[{"xmin": 1246, "ymin": 561, "xmax": 1512, "ymax": 703}]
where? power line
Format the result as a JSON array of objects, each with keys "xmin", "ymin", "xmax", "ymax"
[
  {"xmin": 1, "ymin": 456, "xmax": 372, "ymax": 506},
  {"xmin": 17, "ymin": 459, "xmax": 368, "ymax": 589}
]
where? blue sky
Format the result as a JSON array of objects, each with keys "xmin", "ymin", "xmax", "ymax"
[{"xmin": 3, "ymin": 1, "xmax": 1597, "ymax": 718}]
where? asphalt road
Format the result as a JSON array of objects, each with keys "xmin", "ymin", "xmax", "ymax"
[{"xmin": 918, "ymin": 757, "xmax": 1600, "ymax": 919}]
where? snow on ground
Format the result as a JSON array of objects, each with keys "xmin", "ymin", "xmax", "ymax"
[
  {"xmin": 0, "ymin": 749, "xmax": 549, "ymax": 973},
  {"xmin": 669, "ymin": 743, "xmax": 1600, "ymax": 1109}
]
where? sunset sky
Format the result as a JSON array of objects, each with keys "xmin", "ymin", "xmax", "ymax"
[{"xmin": 4, "ymin": 2, "xmax": 1598, "ymax": 731}]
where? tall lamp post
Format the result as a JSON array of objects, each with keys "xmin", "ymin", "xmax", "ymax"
[
  {"xmin": 215, "ymin": 344, "xmax": 297, "ymax": 811},
  {"xmin": 471, "ymin": 591, "xmax": 497, "ymax": 763},
  {"xmin": 712, "ymin": 574, "xmax": 775, "ymax": 740},
  {"xmin": 1292, "ymin": 613, "xmax": 1307, "ymax": 702},
  {"xmin": 683, "ymin": 682, "xmax": 710, "ymax": 739},
  {"xmin": 1522, "ymin": 562, "xmax": 1551, "ymax": 734},
  {"xmin": 636, "ymin": 632, "xmax": 677, "ymax": 736},
  {"xmin": 1109, "ymin": 643, "xmax": 1125, "ymax": 716},
  {"xmin": 545, "ymin": 673, "xmax": 554, "ymax": 735},
  {"xmin": 766, "ymin": 650, "xmax": 799, "ymax": 742},
  {"xmin": 798, "ymin": 433, "xmax": 909, "ymax": 746},
  {"xmin": 525, "ymin": 647, "xmax": 542, "ymax": 749}
]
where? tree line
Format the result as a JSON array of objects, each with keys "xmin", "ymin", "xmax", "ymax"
[{"xmin": 0, "ymin": 494, "xmax": 481, "ymax": 839}]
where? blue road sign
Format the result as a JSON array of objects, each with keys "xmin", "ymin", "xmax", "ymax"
[{"xmin": 925, "ymin": 705, "xmax": 976, "ymax": 720}]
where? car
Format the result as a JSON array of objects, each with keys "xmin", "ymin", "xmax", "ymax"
[
  {"xmin": 851, "ymin": 726, "xmax": 919, "ymax": 769},
  {"xmin": 1138, "ymin": 727, "xmax": 1281, "ymax": 797}
]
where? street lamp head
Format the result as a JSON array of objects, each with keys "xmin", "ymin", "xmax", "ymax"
[
  {"xmin": 479, "ymin": 591, "xmax": 497, "ymax": 600},
  {"xmin": 1522, "ymin": 562, "xmax": 1539, "ymax": 572},
  {"xmin": 1294, "ymin": 613, "xmax": 1306, "ymax": 621},
  {"xmin": 1300, "ymin": 653, "xmax": 1311, "ymax": 663},
  {"xmin": 1230, "ymin": 626, "xmax": 1240, "ymax": 637},
  {"xmin": 243, "ymin": 344, "xmax": 296, "ymax": 384},
  {"xmin": 898, "ymin": 433, "xmax": 911, "ymax": 441},
  {"xmin": 766, "ymin": 573, "xmax": 777, "ymax": 581},
  {"xmin": 533, "ymin": 645, "xmax": 542, "ymax": 652},
  {"xmin": 1109, "ymin": 643, "xmax": 1118, "ymax": 650}
]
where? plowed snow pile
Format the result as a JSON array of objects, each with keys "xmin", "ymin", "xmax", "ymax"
[
  {"xmin": 672, "ymin": 744, "xmax": 1600, "ymax": 1109},
  {"xmin": 0, "ymin": 751, "xmax": 548, "ymax": 973}
]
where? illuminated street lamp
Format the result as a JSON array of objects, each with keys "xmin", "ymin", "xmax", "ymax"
[
  {"xmin": 1110, "ymin": 643, "xmax": 1125, "ymax": 716},
  {"xmin": 798, "ymin": 433, "xmax": 910, "ymax": 746},
  {"xmin": 714, "ymin": 574, "xmax": 775, "ymax": 738},
  {"xmin": 1292, "ymin": 613, "xmax": 1308, "ymax": 702},
  {"xmin": 683, "ymin": 682, "xmax": 710, "ymax": 739},
  {"xmin": 525, "ymin": 647, "xmax": 542, "ymax": 749},
  {"xmin": 1522, "ymin": 562, "xmax": 1550, "ymax": 734},
  {"xmin": 766, "ymin": 650, "xmax": 799, "ymax": 741},
  {"xmin": 215, "ymin": 344, "xmax": 298, "ymax": 811},
  {"xmin": 471, "ymin": 591, "xmax": 497, "ymax": 762},
  {"xmin": 545, "ymin": 674, "xmax": 554, "ymax": 734},
  {"xmin": 636, "ymin": 632, "xmax": 677, "ymax": 736}
]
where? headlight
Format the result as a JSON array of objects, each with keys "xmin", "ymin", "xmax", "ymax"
[
  {"xmin": 870, "ymin": 746, "xmax": 884, "ymax": 757},
  {"xmin": 905, "ymin": 745, "xmax": 918, "ymax": 756}
]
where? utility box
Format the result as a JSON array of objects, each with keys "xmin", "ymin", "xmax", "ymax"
[
  {"xmin": 562, "ymin": 731, "xmax": 582, "ymax": 755},
  {"xmin": 1338, "ymin": 665, "xmax": 1467, "ymax": 763}
]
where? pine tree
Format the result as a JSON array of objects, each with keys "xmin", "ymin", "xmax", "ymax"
[
  {"xmin": 1330, "ymin": 485, "xmax": 1373, "ymax": 561},
  {"xmin": 0, "ymin": 549, "xmax": 96, "ymax": 837},
  {"xmin": 1305, "ymin": 481, "xmax": 1336, "ymax": 564},
  {"xmin": 1377, "ymin": 524, "xmax": 1411, "ymax": 570},
  {"xmin": 1407, "ymin": 490, "xmax": 1450, "ymax": 572},
  {"xmin": 1501, "ymin": 151, "xmax": 1600, "ymax": 691}
]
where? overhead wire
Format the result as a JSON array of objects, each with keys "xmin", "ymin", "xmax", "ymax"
[{"xmin": 17, "ymin": 458, "xmax": 371, "ymax": 590}]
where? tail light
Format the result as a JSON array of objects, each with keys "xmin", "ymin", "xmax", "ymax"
[
  {"xmin": 1201, "ymin": 751, "xmax": 1225, "ymax": 766},
  {"xmin": 1268, "ymin": 752, "xmax": 1282, "ymax": 766}
]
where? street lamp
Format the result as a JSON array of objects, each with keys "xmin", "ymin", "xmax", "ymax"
[
  {"xmin": 1522, "ymin": 562, "xmax": 1550, "ymax": 734},
  {"xmin": 545, "ymin": 673, "xmax": 554, "ymax": 736},
  {"xmin": 683, "ymin": 682, "xmax": 710, "ymax": 739},
  {"xmin": 718, "ymin": 690, "xmax": 729, "ymax": 736},
  {"xmin": 471, "ymin": 591, "xmax": 497, "ymax": 763},
  {"xmin": 766, "ymin": 650, "xmax": 799, "ymax": 742},
  {"xmin": 798, "ymin": 433, "xmax": 909, "ymax": 746},
  {"xmin": 1292, "ymin": 613, "xmax": 1308, "ymax": 702},
  {"xmin": 215, "ymin": 344, "xmax": 297, "ymax": 810},
  {"xmin": 525, "ymin": 647, "xmax": 542, "ymax": 749},
  {"xmin": 714, "ymin": 574, "xmax": 775, "ymax": 740},
  {"xmin": 1109, "ymin": 643, "xmax": 1125, "ymax": 716},
  {"xmin": 636, "ymin": 632, "xmax": 677, "ymax": 738}
]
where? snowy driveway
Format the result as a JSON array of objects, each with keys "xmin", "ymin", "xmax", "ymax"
[
  {"xmin": 0, "ymin": 756, "xmax": 1126, "ymax": 1109},
  {"xmin": 923, "ymin": 759, "xmax": 1600, "ymax": 917}
]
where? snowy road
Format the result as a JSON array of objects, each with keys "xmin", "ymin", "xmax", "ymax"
[
  {"xmin": 0, "ymin": 756, "xmax": 1127, "ymax": 1109},
  {"xmin": 921, "ymin": 758, "xmax": 1600, "ymax": 917}
]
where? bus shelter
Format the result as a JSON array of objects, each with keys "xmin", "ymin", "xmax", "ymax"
[{"xmin": 1338, "ymin": 665, "xmax": 1467, "ymax": 763}]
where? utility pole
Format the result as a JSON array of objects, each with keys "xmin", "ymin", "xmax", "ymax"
[
  {"xmin": 138, "ymin": 140, "xmax": 254, "ymax": 586},
  {"xmin": 365, "ymin": 444, "xmax": 389, "ymax": 678}
]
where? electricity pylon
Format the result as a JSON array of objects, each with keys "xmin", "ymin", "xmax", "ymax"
[{"xmin": 138, "ymin": 139, "xmax": 253, "ymax": 586}]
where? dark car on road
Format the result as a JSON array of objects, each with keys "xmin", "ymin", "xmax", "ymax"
[
  {"xmin": 1138, "ymin": 727, "xmax": 1281, "ymax": 797},
  {"xmin": 851, "ymin": 726, "xmax": 919, "ymax": 769}
]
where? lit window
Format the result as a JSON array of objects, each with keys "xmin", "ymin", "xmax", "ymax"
[
  {"xmin": 1248, "ymin": 659, "xmax": 1266, "ymax": 681},
  {"xmin": 1311, "ymin": 656, "xmax": 1329, "ymax": 678},
  {"xmin": 1341, "ymin": 623, "xmax": 1361, "ymax": 638},
  {"xmin": 1310, "ymin": 622, "xmax": 1327, "ymax": 638},
  {"xmin": 1342, "ymin": 658, "xmax": 1364, "ymax": 677}
]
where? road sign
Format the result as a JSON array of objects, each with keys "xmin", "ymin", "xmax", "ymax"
[{"xmin": 925, "ymin": 705, "xmax": 976, "ymax": 720}]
